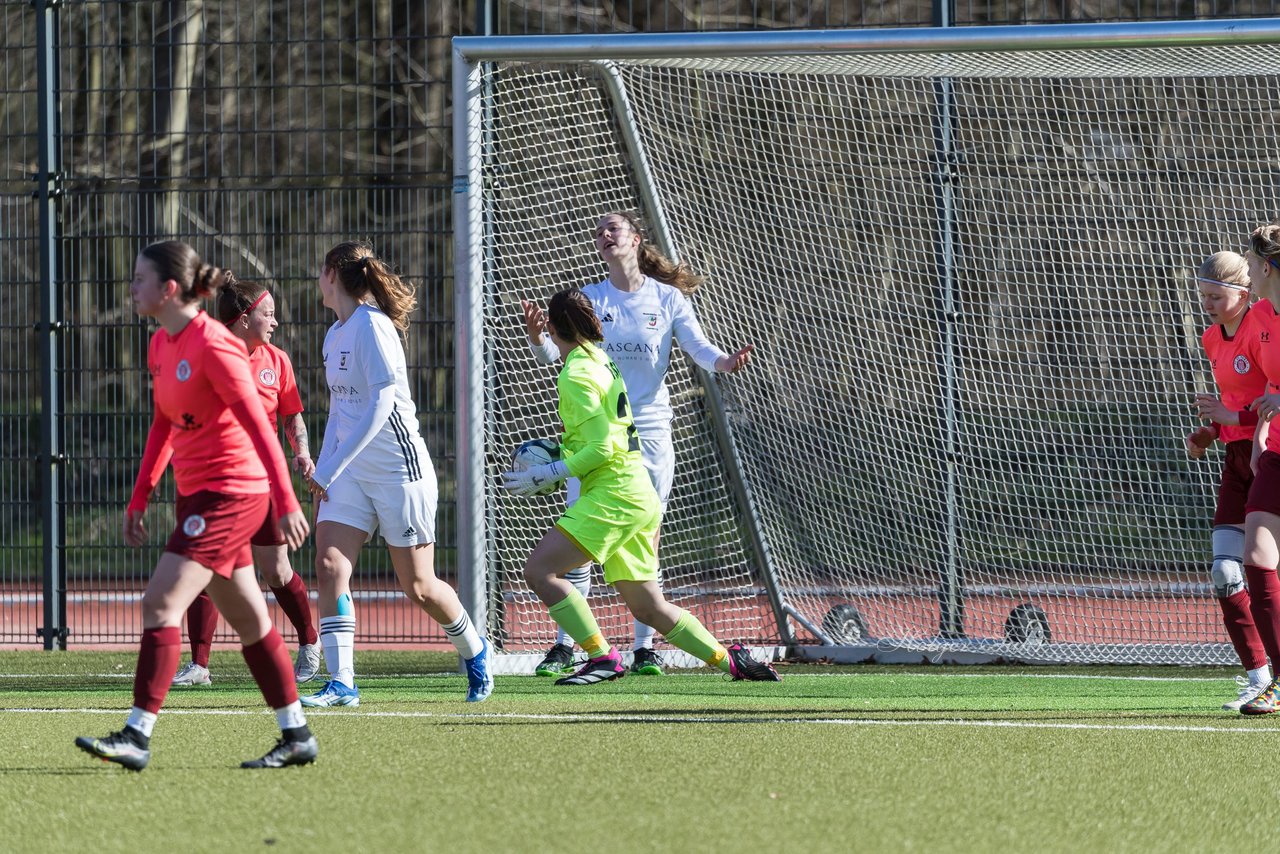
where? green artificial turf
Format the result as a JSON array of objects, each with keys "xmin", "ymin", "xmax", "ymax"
[{"xmin": 1, "ymin": 651, "xmax": 1275, "ymax": 853}]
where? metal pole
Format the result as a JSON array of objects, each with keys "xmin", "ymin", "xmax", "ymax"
[
  {"xmin": 594, "ymin": 61, "xmax": 798, "ymax": 648},
  {"xmin": 34, "ymin": 0, "xmax": 65, "ymax": 651},
  {"xmin": 454, "ymin": 18, "xmax": 1280, "ymax": 62},
  {"xmin": 933, "ymin": 0, "xmax": 962, "ymax": 640},
  {"xmin": 475, "ymin": 0, "xmax": 495, "ymax": 35},
  {"xmin": 453, "ymin": 47, "xmax": 487, "ymax": 638}
]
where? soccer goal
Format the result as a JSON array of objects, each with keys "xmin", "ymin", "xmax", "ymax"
[{"xmin": 453, "ymin": 19, "xmax": 1280, "ymax": 670}]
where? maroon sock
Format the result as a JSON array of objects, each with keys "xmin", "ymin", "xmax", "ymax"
[
  {"xmin": 1244, "ymin": 565, "xmax": 1280, "ymax": 668},
  {"xmin": 242, "ymin": 629, "xmax": 299, "ymax": 709},
  {"xmin": 186, "ymin": 591, "xmax": 219, "ymax": 668},
  {"xmin": 1219, "ymin": 589, "xmax": 1268, "ymax": 672},
  {"xmin": 133, "ymin": 626, "xmax": 181, "ymax": 714},
  {"xmin": 270, "ymin": 574, "xmax": 318, "ymax": 646}
]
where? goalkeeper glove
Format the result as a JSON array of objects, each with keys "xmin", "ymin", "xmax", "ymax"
[{"xmin": 501, "ymin": 460, "xmax": 570, "ymax": 496}]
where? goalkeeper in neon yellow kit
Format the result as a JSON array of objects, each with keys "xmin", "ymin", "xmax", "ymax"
[{"xmin": 502, "ymin": 287, "xmax": 780, "ymax": 684}]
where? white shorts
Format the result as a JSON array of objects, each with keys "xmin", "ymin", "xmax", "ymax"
[
  {"xmin": 567, "ymin": 432, "xmax": 673, "ymax": 513},
  {"xmin": 316, "ymin": 471, "xmax": 438, "ymax": 547}
]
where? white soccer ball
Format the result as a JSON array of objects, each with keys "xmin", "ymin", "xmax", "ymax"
[{"xmin": 511, "ymin": 438, "xmax": 562, "ymax": 496}]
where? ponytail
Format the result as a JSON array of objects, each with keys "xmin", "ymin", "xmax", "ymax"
[
  {"xmin": 215, "ymin": 274, "xmax": 269, "ymax": 325},
  {"xmin": 611, "ymin": 211, "xmax": 705, "ymax": 296},
  {"xmin": 324, "ymin": 241, "xmax": 417, "ymax": 332},
  {"xmin": 140, "ymin": 240, "xmax": 229, "ymax": 304},
  {"xmin": 547, "ymin": 288, "xmax": 603, "ymax": 344}
]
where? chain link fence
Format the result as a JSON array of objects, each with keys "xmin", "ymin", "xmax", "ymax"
[{"xmin": 2, "ymin": 0, "xmax": 1277, "ymax": 646}]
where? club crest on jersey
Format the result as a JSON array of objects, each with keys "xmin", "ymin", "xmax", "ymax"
[
  {"xmin": 339, "ymin": 351, "xmax": 350, "ymax": 370},
  {"xmin": 1235, "ymin": 355, "xmax": 1252, "ymax": 374},
  {"xmin": 258, "ymin": 367, "xmax": 278, "ymax": 387},
  {"xmin": 643, "ymin": 312, "xmax": 658, "ymax": 329},
  {"xmin": 175, "ymin": 359, "xmax": 192, "ymax": 382},
  {"xmin": 182, "ymin": 514, "xmax": 207, "ymax": 537}
]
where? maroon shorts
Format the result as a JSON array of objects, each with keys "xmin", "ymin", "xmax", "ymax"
[
  {"xmin": 1216, "ymin": 440, "xmax": 1255, "ymax": 525},
  {"xmin": 165, "ymin": 491, "xmax": 270, "ymax": 577},
  {"xmin": 1245, "ymin": 449, "xmax": 1280, "ymax": 518},
  {"xmin": 250, "ymin": 502, "xmax": 285, "ymax": 548}
]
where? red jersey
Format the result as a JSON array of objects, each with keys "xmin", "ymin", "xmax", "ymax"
[
  {"xmin": 127, "ymin": 311, "xmax": 301, "ymax": 516},
  {"xmin": 1203, "ymin": 301, "xmax": 1269, "ymax": 444},
  {"xmin": 1244, "ymin": 300, "xmax": 1280, "ymax": 453},
  {"xmin": 249, "ymin": 342, "xmax": 304, "ymax": 429}
]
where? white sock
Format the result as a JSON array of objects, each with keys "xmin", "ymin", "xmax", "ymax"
[
  {"xmin": 442, "ymin": 610, "xmax": 484, "ymax": 659},
  {"xmin": 633, "ymin": 570, "xmax": 662, "ymax": 650},
  {"xmin": 556, "ymin": 566, "xmax": 592, "ymax": 647},
  {"xmin": 126, "ymin": 707, "xmax": 157, "ymax": 738},
  {"xmin": 633, "ymin": 619, "xmax": 657, "ymax": 651},
  {"xmin": 275, "ymin": 700, "xmax": 307, "ymax": 731},
  {"xmin": 1249, "ymin": 665, "xmax": 1272, "ymax": 685},
  {"xmin": 320, "ymin": 615, "xmax": 356, "ymax": 688}
]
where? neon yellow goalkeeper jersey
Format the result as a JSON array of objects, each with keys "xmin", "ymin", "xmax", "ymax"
[{"xmin": 557, "ymin": 341, "xmax": 645, "ymax": 492}]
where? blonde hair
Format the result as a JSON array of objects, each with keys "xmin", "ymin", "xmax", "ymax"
[
  {"xmin": 1197, "ymin": 251, "xmax": 1249, "ymax": 289},
  {"xmin": 323, "ymin": 241, "xmax": 417, "ymax": 332},
  {"xmin": 606, "ymin": 211, "xmax": 705, "ymax": 297}
]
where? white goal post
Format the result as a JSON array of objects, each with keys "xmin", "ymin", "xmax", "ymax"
[{"xmin": 453, "ymin": 19, "xmax": 1280, "ymax": 669}]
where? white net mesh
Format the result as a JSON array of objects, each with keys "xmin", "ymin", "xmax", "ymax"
[{"xmin": 473, "ymin": 43, "xmax": 1280, "ymax": 665}]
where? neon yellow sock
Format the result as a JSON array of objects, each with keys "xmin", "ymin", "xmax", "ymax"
[
  {"xmin": 547, "ymin": 589, "xmax": 610, "ymax": 659},
  {"xmin": 663, "ymin": 610, "xmax": 729, "ymax": 672}
]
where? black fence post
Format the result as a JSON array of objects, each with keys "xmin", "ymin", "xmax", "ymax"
[{"xmin": 34, "ymin": 0, "xmax": 66, "ymax": 651}]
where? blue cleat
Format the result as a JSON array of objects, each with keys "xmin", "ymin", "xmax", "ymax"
[
  {"xmin": 464, "ymin": 637, "xmax": 494, "ymax": 702},
  {"xmin": 299, "ymin": 679, "xmax": 360, "ymax": 708}
]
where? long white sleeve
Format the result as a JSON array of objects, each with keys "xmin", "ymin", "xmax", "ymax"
[
  {"xmin": 312, "ymin": 380, "xmax": 396, "ymax": 489},
  {"xmin": 670, "ymin": 293, "xmax": 728, "ymax": 373},
  {"xmin": 529, "ymin": 334, "xmax": 559, "ymax": 365}
]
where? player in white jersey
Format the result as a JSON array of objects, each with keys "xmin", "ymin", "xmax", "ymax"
[
  {"xmin": 300, "ymin": 241, "xmax": 492, "ymax": 707},
  {"xmin": 522, "ymin": 211, "xmax": 753, "ymax": 676}
]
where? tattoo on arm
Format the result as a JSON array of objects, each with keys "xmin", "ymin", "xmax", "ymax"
[{"xmin": 286, "ymin": 414, "xmax": 310, "ymax": 457}]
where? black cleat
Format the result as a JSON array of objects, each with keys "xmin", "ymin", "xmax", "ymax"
[
  {"xmin": 555, "ymin": 649, "xmax": 625, "ymax": 685},
  {"xmin": 726, "ymin": 644, "xmax": 782, "ymax": 682},
  {"xmin": 241, "ymin": 735, "xmax": 318, "ymax": 769},
  {"xmin": 535, "ymin": 642, "xmax": 575, "ymax": 677},
  {"xmin": 75, "ymin": 728, "xmax": 151, "ymax": 771},
  {"xmin": 629, "ymin": 647, "xmax": 665, "ymax": 675}
]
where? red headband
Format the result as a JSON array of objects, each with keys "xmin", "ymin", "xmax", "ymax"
[{"xmin": 229, "ymin": 291, "xmax": 269, "ymax": 326}]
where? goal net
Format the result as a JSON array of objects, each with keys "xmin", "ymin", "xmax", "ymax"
[{"xmin": 455, "ymin": 21, "xmax": 1280, "ymax": 667}]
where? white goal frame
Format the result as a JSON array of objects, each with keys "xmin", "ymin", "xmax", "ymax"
[{"xmin": 454, "ymin": 18, "xmax": 1280, "ymax": 669}]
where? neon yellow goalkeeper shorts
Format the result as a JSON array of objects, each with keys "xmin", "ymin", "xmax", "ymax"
[{"xmin": 556, "ymin": 476, "xmax": 660, "ymax": 584}]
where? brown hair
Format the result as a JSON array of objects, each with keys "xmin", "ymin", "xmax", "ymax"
[
  {"xmin": 323, "ymin": 241, "xmax": 417, "ymax": 332},
  {"xmin": 139, "ymin": 240, "xmax": 229, "ymax": 304},
  {"xmin": 606, "ymin": 211, "xmax": 705, "ymax": 296},
  {"xmin": 547, "ymin": 288, "xmax": 603, "ymax": 345},
  {"xmin": 1197, "ymin": 251, "xmax": 1249, "ymax": 289},
  {"xmin": 215, "ymin": 273, "xmax": 269, "ymax": 325},
  {"xmin": 1250, "ymin": 223, "xmax": 1280, "ymax": 270}
]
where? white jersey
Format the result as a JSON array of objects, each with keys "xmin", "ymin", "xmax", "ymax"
[
  {"xmin": 535, "ymin": 277, "xmax": 726, "ymax": 437},
  {"xmin": 317, "ymin": 303, "xmax": 431, "ymax": 485}
]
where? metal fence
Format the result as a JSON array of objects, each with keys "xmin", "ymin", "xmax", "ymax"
[{"xmin": 3, "ymin": 0, "xmax": 1279, "ymax": 648}]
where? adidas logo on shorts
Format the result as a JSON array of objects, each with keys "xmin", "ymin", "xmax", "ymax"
[{"xmin": 403, "ymin": 526, "xmax": 416, "ymax": 539}]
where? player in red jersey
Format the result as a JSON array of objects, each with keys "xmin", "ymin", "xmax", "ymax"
[
  {"xmin": 1232, "ymin": 223, "xmax": 1280, "ymax": 715},
  {"xmin": 75, "ymin": 241, "xmax": 315, "ymax": 769},
  {"xmin": 172, "ymin": 277, "xmax": 322, "ymax": 688},
  {"xmin": 1187, "ymin": 251, "xmax": 1270, "ymax": 709}
]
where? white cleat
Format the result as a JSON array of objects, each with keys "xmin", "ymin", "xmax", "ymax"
[
  {"xmin": 171, "ymin": 662, "xmax": 211, "ymax": 687},
  {"xmin": 1224, "ymin": 675, "xmax": 1270, "ymax": 711},
  {"xmin": 294, "ymin": 643, "xmax": 323, "ymax": 684}
]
